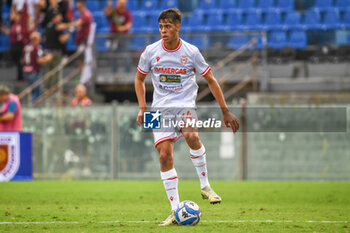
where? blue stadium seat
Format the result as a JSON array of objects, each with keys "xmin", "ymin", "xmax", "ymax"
[
  {"xmin": 67, "ymin": 33, "xmax": 77, "ymax": 51},
  {"xmin": 95, "ymin": 36, "xmax": 108, "ymax": 52},
  {"xmin": 131, "ymin": 13, "xmax": 149, "ymax": 33},
  {"xmin": 74, "ymin": 10, "xmax": 81, "ymax": 19},
  {"xmin": 342, "ymin": 9, "xmax": 350, "ymax": 28},
  {"xmin": 86, "ymin": 0, "xmax": 100, "ymax": 11},
  {"xmin": 226, "ymin": 12, "xmax": 243, "ymax": 31},
  {"xmin": 199, "ymin": 0, "xmax": 216, "ymax": 10},
  {"xmin": 227, "ymin": 35, "xmax": 249, "ymax": 49},
  {"xmin": 185, "ymin": 12, "xmax": 204, "ymax": 32},
  {"xmin": 203, "ymin": 11, "xmax": 225, "ymax": 32},
  {"xmin": 288, "ymin": 30, "xmax": 307, "ymax": 49},
  {"xmin": 151, "ymin": 36, "xmax": 160, "ymax": 43},
  {"xmin": 180, "ymin": 15, "xmax": 191, "ymax": 32},
  {"xmin": 335, "ymin": 0, "xmax": 350, "ymax": 11},
  {"xmin": 148, "ymin": 13, "xmax": 160, "ymax": 33},
  {"xmin": 181, "ymin": 35, "xmax": 190, "ymax": 43},
  {"xmin": 141, "ymin": 0, "xmax": 158, "ymax": 11},
  {"xmin": 313, "ymin": 0, "xmax": 333, "ymax": 12},
  {"xmin": 127, "ymin": 0, "xmax": 139, "ymax": 11},
  {"xmin": 276, "ymin": 0, "xmax": 294, "ymax": 12},
  {"xmin": 268, "ymin": 31, "xmax": 287, "ymax": 49},
  {"xmin": 237, "ymin": 0, "xmax": 256, "ymax": 12},
  {"xmin": 257, "ymin": 0, "xmax": 275, "ymax": 12},
  {"xmin": 241, "ymin": 12, "xmax": 262, "ymax": 31},
  {"xmin": 191, "ymin": 35, "xmax": 205, "ymax": 50},
  {"xmin": 348, "ymin": 33, "xmax": 350, "ymax": 44},
  {"xmin": 0, "ymin": 34, "xmax": 9, "ymax": 53},
  {"xmin": 218, "ymin": 0, "xmax": 236, "ymax": 11},
  {"xmin": 130, "ymin": 36, "xmax": 146, "ymax": 50},
  {"xmin": 283, "ymin": 12, "xmax": 302, "ymax": 30},
  {"xmin": 160, "ymin": 0, "xmax": 178, "ymax": 10},
  {"xmin": 2, "ymin": 3, "xmax": 10, "ymax": 19},
  {"xmin": 263, "ymin": 11, "xmax": 282, "ymax": 30},
  {"xmin": 250, "ymin": 35, "xmax": 264, "ymax": 49},
  {"xmin": 322, "ymin": 9, "xmax": 341, "ymax": 30},
  {"xmin": 303, "ymin": 10, "xmax": 321, "ymax": 30},
  {"xmin": 94, "ymin": 12, "xmax": 109, "ymax": 32}
]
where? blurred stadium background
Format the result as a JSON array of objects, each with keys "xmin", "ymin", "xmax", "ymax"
[{"xmin": 1, "ymin": 0, "xmax": 350, "ymax": 181}]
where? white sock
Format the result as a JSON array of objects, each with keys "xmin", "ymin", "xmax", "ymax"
[
  {"xmin": 190, "ymin": 145, "xmax": 210, "ymax": 189},
  {"xmin": 161, "ymin": 168, "xmax": 179, "ymax": 211}
]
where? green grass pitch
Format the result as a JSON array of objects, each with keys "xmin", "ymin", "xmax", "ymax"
[{"xmin": 0, "ymin": 181, "xmax": 349, "ymax": 232}]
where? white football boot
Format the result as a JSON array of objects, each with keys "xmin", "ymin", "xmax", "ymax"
[
  {"xmin": 201, "ymin": 186, "xmax": 222, "ymax": 204},
  {"xmin": 158, "ymin": 210, "xmax": 177, "ymax": 226}
]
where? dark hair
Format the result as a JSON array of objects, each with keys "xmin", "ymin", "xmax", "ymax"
[
  {"xmin": 76, "ymin": 0, "xmax": 86, "ymax": 4},
  {"xmin": 0, "ymin": 85, "xmax": 10, "ymax": 95},
  {"xmin": 158, "ymin": 8, "xmax": 181, "ymax": 24}
]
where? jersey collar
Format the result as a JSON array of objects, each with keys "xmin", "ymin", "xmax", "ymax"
[{"xmin": 161, "ymin": 39, "xmax": 182, "ymax": 53}]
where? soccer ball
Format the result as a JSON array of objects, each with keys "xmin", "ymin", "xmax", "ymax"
[{"xmin": 175, "ymin": 200, "xmax": 201, "ymax": 226}]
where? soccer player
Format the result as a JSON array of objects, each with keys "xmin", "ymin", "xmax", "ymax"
[{"xmin": 134, "ymin": 9, "xmax": 240, "ymax": 226}]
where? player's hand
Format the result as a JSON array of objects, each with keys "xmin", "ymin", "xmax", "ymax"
[
  {"xmin": 136, "ymin": 109, "xmax": 145, "ymax": 127},
  {"xmin": 223, "ymin": 110, "xmax": 240, "ymax": 134}
]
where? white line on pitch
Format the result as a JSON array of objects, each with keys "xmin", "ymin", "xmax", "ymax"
[{"xmin": 0, "ymin": 220, "xmax": 349, "ymax": 225}]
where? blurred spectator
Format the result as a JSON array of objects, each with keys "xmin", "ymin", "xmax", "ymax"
[
  {"xmin": 9, "ymin": 10, "xmax": 30, "ymax": 82},
  {"xmin": 104, "ymin": 0, "xmax": 132, "ymax": 34},
  {"xmin": 70, "ymin": 84, "xmax": 92, "ymax": 176},
  {"xmin": 40, "ymin": 0, "xmax": 69, "ymax": 28},
  {"xmin": 60, "ymin": 0, "xmax": 92, "ymax": 48},
  {"xmin": 60, "ymin": 0, "xmax": 94, "ymax": 85},
  {"xmin": 0, "ymin": 0, "xmax": 2, "ymax": 27},
  {"xmin": 0, "ymin": 85, "xmax": 22, "ymax": 131},
  {"xmin": 22, "ymin": 31, "xmax": 53, "ymax": 101},
  {"xmin": 70, "ymin": 84, "xmax": 92, "ymax": 106},
  {"xmin": 44, "ymin": 10, "xmax": 69, "ymax": 89},
  {"xmin": 11, "ymin": 0, "xmax": 40, "ymax": 24},
  {"xmin": 104, "ymin": 0, "xmax": 132, "ymax": 73}
]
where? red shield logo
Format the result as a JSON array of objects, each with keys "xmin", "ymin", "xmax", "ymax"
[
  {"xmin": 156, "ymin": 56, "xmax": 160, "ymax": 62},
  {"xmin": 181, "ymin": 56, "xmax": 187, "ymax": 65}
]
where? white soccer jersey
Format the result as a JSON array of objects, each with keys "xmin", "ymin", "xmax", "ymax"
[{"xmin": 137, "ymin": 38, "xmax": 211, "ymax": 108}]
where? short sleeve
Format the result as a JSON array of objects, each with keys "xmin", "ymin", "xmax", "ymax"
[
  {"xmin": 7, "ymin": 101, "xmax": 18, "ymax": 113},
  {"xmin": 137, "ymin": 48, "xmax": 150, "ymax": 75},
  {"xmin": 193, "ymin": 49, "xmax": 211, "ymax": 77},
  {"xmin": 127, "ymin": 11, "xmax": 133, "ymax": 23}
]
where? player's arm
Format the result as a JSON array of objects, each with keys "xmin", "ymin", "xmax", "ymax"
[
  {"xmin": 37, "ymin": 53, "xmax": 53, "ymax": 64},
  {"xmin": 0, "ymin": 101, "xmax": 17, "ymax": 122},
  {"xmin": 135, "ymin": 71, "xmax": 147, "ymax": 126},
  {"xmin": 203, "ymin": 71, "xmax": 240, "ymax": 133},
  {"xmin": 58, "ymin": 19, "xmax": 83, "ymax": 30},
  {"xmin": 0, "ymin": 112, "xmax": 15, "ymax": 122},
  {"xmin": 118, "ymin": 21, "xmax": 132, "ymax": 32}
]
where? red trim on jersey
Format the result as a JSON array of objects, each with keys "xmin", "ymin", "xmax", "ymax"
[
  {"xmin": 137, "ymin": 67, "xmax": 148, "ymax": 75},
  {"xmin": 195, "ymin": 163, "xmax": 206, "ymax": 168},
  {"xmin": 167, "ymin": 176, "xmax": 178, "ymax": 181},
  {"xmin": 155, "ymin": 136, "xmax": 177, "ymax": 146},
  {"xmin": 201, "ymin": 66, "xmax": 211, "ymax": 76},
  {"xmin": 190, "ymin": 152, "xmax": 206, "ymax": 159},
  {"xmin": 161, "ymin": 39, "xmax": 182, "ymax": 53}
]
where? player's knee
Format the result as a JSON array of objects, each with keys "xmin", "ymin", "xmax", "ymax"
[
  {"xmin": 159, "ymin": 150, "xmax": 173, "ymax": 166},
  {"xmin": 184, "ymin": 133, "xmax": 200, "ymax": 147}
]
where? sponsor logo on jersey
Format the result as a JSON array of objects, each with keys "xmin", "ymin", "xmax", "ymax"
[
  {"xmin": 154, "ymin": 67, "xmax": 187, "ymax": 75},
  {"xmin": 160, "ymin": 75, "xmax": 181, "ymax": 83},
  {"xmin": 159, "ymin": 84, "xmax": 183, "ymax": 91},
  {"xmin": 181, "ymin": 56, "xmax": 187, "ymax": 65}
]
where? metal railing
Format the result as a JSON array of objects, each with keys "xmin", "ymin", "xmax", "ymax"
[
  {"xmin": 197, "ymin": 38, "xmax": 259, "ymax": 101},
  {"xmin": 18, "ymin": 49, "xmax": 84, "ymax": 106}
]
